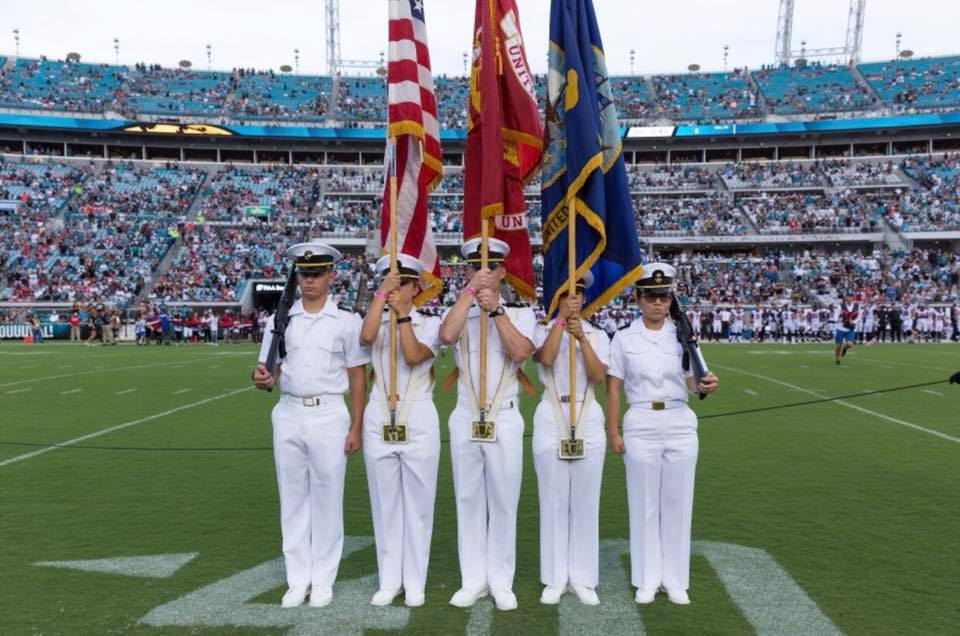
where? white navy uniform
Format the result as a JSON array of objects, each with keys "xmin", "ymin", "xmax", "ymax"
[
  {"xmin": 445, "ymin": 298, "xmax": 536, "ymax": 595},
  {"xmin": 259, "ymin": 296, "xmax": 369, "ymax": 593},
  {"xmin": 364, "ymin": 306, "xmax": 442, "ymax": 601},
  {"xmin": 609, "ymin": 317, "xmax": 698, "ymax": 594},
  {"xmin": 532, "ymin": 320, "xmax": 610, "ymax": 592}
]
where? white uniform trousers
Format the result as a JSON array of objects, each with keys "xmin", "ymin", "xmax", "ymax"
[
  {"xmin": 448, "ymin": 403, "xmax": 524, "ymax": 593},
  {"xmin": 363, "ymin": 398, "xmax": 440, "ymax": 597},
  {"xmin": 622, "ymin": 405, "xmax": 699, "ymax": 593},
  {"xmin": 532, "ymin": 400, "xmax": 605, "ymax": 589},
  {"xmin": 271, "ymin": 398, "xmax": 350, "ymax": 590}
]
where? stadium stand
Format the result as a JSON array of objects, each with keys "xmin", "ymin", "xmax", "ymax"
[
  {"xmin": 337, "ymin": 76, "xmax": 387, "ymax": 124},
  {"xmin": 752, "ymin": 62, "xmax": 876, "ymax": 115},
  {"xmin": 633, "ymin": 194, "xmax": 749, "ymax": 236},
  {"xmin": 196, "ymin": 166, "xmax": 324, "ymax": 224},
  {"xmin": 0, "ymin": 57, "xmax": 125, "ymax": 113},
  {"xmin": 228, "ymin": 69, "xmax": 332, "ymax": 122},
  {"xmin": 859, "ymin": 56, "xmax": 960, "ymax": 111},
  {"xmin": 123, "ymin": 63, "xmax": 231, "ymax": 116},
  {"xmin": 719, "ymin": 161, "xmax": 826, "ymax": 190},
  {"xmin": 649, "ymin": 70, "xmax": 759, "ymax": 122}
]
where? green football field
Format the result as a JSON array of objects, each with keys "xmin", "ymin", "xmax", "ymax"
[{"xmin": 1, "ymin": 341, "xmax": 958, "ymax": 635}]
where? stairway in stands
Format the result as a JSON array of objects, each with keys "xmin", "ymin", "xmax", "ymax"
[{"xmin": 131, "ymin": 164, "xmax": 220, "ymax": 305}]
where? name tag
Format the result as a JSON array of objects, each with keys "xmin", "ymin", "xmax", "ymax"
[
  {"xmin": 382, "ymin": 423, "xmax": 408, "ymax": 444},
  {"xmin": 558, "ymin": 437, "xmax": 585, "ymax": 459},
  {"xmin": 470, "ymin": 420, "xmax": 496, "ymax": 442}
]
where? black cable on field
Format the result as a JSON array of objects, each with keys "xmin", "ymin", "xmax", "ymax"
[
  {"xmin": 698, "ymin": 378, "xmax": 949, "ymax": 420},
  {"xmin": 0, "ymin": 378, "xmax": 950, "ymax": 453}
]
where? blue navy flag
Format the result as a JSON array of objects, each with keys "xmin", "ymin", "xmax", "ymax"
[{"xmin": 540, "ymin": 0, "xmax": 643, "ymax": 319}]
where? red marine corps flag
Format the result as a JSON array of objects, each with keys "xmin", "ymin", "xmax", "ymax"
[
  {"xmin": 381, "ymin": 0, "xmax": 443, "ymax": 303},
  {"xmin": 464, "ymin": 0, "xmax": 543, "ymax": 298}
]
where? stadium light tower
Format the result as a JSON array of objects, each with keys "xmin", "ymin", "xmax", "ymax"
[
  {"xmin": 775, "ymin": 0, "xmax": 866, "ymax": 64},
  {"xmin": 630, "ymin": 49, "xmax": 635, "ymax": 76},
  {"xmin": 325, "ymin": 0, "xmax": 384, "ymax": 76},
  {"xmin": 113, "ymin": 37, "xmax": 119, "ymax": 65},
  {"xmin": 13, "ymin": 28, "xmax": 20, "ymax": 57},
  {"xmin": 895, "ymin": 32, "xmax": 902, "ymax": 58},
  {"xmin": 206, "ymin": 44, "xmax": 212, "ymax": 71},
  {"xmin": 294, "ymin": 47, "xmax": 300, "ymax": 73},
  {"xmin": 723, "ymin": 44, "xmax": 729, "ymax": 71}
]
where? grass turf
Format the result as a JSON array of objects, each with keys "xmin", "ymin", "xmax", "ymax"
[{"xmin": 0, "ymin": 341, "xmax": 958, "ymax": 635}]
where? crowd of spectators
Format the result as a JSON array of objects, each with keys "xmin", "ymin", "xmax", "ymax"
[
  {"xmin": 633, "ymin": 194, "xmax": 748, "ymax": 235},
  {"xmin": 649, "ymin": 70, "xmax": 759, "ymax": 122},
  {"xmin": 818, "ymin": 159, "xmax": 905, "ymax": 187},
  {"xmin": 738, "ymin": 190, "xmax": 888, "ymax": 234},
  {"xmin": 720, "ymin": 161, "xmax": 825, "ymax": 189},
  {"xmin": 627, "ymin": 164, "xmax": 716, "ymax": 191},
  {"xmin": 753, "ymin": 62, "xmax": 876, "ymax": 115},
  {"xmin": 197, "ymin": 165, "xmax": 323, "ymax": 224},
  {"xmin": 859, "ymin": 56, "xmax": 960, "ymax": 112}
]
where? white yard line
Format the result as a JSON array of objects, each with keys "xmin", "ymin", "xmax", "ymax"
[
  {"xmin": 0, "ymin": 387, "xmax": 254, "ymax": 468},
  {"xmin": 744, "ymin": 389, "xmax": 759, "ymax": 396},
  {"xmin": 114, "ymin": 388, "xmax": 138, "ymax": 395},
  {"xmin": 713, "ymin": 363, "xmax": 960, "ymax": 445},
  {"xmin": 922, "ymin": 389, "xmax": 944, "ymax": 397},
  {"xmin": 173, "ymin": 388, "xmax": 192, "ymax": 395},
  {"xmin": 5, "ymin": 387, "xmax": 32, "ymax": 395},
  {"xmin": 60, "ymin": 389, "xmax": 84, "ymax": 395},
  {"xmin": 0, "ymin": 356, "xmax": 225, "ymax": 389}
]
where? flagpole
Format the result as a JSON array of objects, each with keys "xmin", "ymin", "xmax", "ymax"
[
  {"xmin": 567, "ymin": 199, "xmax": 577, "ymax": 441},
  {"xmin": 388, "ymin": 138, "xmax": 400, "ymax": 423},
  {"xmin": 479, "ymin": 217, "xmax": 489, "ymax": 421}
]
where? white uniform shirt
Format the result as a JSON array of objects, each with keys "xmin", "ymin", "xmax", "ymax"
[
  {"xmin": 369, "ymin": 309, "xmax": 441, "ymax": 402},
  {"xmin": 444, "ymin": 301, "xmax": 536, "ymax": 408},
  {"xmin": 258, "ymin": 298, "xmax": 370, "ymax": 397},
  {"xmin": 608, "ymin": 318, "xmax": 691, "ymax": 405},
  {"xmin": 533, "ymin": 321, "xmax": 610, "ymax": 399}
]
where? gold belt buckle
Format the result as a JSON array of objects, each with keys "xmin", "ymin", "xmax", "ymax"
[{"xmin": 652, "ymin": 401, "xmax": 666, "ymax": 411}]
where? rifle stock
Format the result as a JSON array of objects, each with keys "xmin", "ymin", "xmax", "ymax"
[
  {"xmin": 263, "ymin": 268, "xmax": 300, "ymax": 388},
  {"xmin": 670, "ymin": 298, "xmax": 709, "ymax": 401}
]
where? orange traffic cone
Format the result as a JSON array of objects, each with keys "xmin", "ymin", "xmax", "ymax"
[{"xmin": 24, "ymin": 333, "xmax": 33, "ymax": 343}]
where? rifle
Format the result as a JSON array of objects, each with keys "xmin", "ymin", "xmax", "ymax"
[
  {"xmin": 670, "ymin": 298, "xmax": 709, "ymax": 401},
  {"xmin": 263, "ymin": 267, "xmax": 299, "ymax": 391}
]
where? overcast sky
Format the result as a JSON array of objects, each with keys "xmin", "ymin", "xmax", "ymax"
[{"xmin": 2, "ymin": 1, "xmax": 958, "ymax": 77}]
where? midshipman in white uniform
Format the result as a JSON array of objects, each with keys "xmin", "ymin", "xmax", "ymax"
[
  {"xmin": 359, "ymin": 254, "xmax": 442, "ymax": 608},
  {"xmin": 605, "ymin": 263, "xmax": 720, "ymax": 606},
  {"xmin": 438, "ymin": 237, "xmax": 536, "ymax": 612},
  {"xmin": 532, "ymin": 271, "xmax": 609, "ymax": 606},
  {"xmin": 252, "ymin": 242, "xmax": 369, "ymax": 609}
]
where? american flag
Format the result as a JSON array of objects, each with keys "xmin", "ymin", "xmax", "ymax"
[{"xmin": 381, "ymin": 0, "xmax": 443, "ymax": 303}]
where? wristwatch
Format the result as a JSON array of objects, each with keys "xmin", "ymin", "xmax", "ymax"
[{"xmin": 489, "ymin": 306, "xmax": 506, "ymax": 318}]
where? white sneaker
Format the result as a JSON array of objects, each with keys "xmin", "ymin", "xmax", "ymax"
[
  {"xmin": 281, "ymin": 586, "xmax": 309, "ymax": 608},
  {"xmin": 634, "ymin": 588, "xmax": 656, "ymax": 604},
  {"xmin": 370, "ymin": 588, "xmax": 401, "ymax": 606},
  {"xmin": 666, "ymin": 588, "xmax": 690, "ymax": 605},
  {"xmin": 570, "ymin": 584, "xmax": 599, "ymax": 606},
  {"xmin": 539, "ymin": 585, "xmax": 564, "ymax": 605},
  {"xmin": 492, "ymin": 589, "xmax": 518, "ymax": 611},
  {"xmin": 309, "ymin": 586, "xmax": 333, "ymax": 608},
  {"xmin": 449, "ymin": 587, "xmax": 488, "ymax": 608},
  {"xmin": 404, "ymin": 592, "xmax": 425, "ymax": 607}
]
